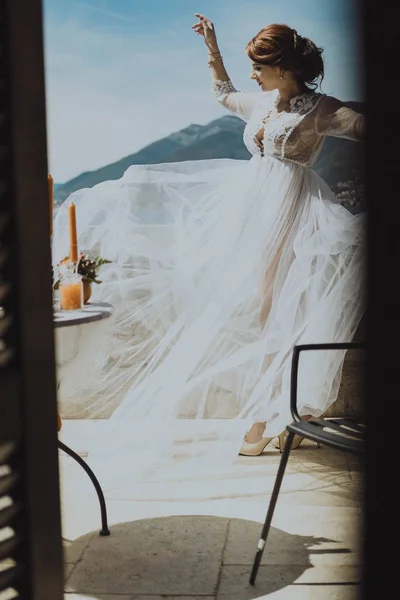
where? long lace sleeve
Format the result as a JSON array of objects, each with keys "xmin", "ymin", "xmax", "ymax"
[
  {"xmin": 314, "ymin": 96, "xmax": 365, "ymax": 142},
  {"xmin": 212, "ymin": 79, "xmax": 261, "ymax": 122}
]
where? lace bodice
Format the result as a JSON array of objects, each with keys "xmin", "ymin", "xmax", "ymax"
[
  {"xmin": 211, "ymin": 79, "xmax": 365, "ymax": 167},
  {"xmin": 243, "ymin": 90, "xmax": 328, "ymax": 165}
]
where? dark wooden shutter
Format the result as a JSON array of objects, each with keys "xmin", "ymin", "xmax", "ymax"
[{"xmin": 0, "ymin": 1, "xmax": 64, "ymax": 598}]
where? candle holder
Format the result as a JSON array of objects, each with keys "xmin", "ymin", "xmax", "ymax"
[{"xmin": 59, "ymin": 270, "xmax": 83, "ymax": 311}]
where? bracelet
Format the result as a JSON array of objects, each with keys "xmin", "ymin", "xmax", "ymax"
[
  {"xmin": 208, "ymin": 55, "xmax": 223, "ymax": 66},
  {"xmin": 208, "ymin": 50, "xmax": 221, "ymax": 56}
]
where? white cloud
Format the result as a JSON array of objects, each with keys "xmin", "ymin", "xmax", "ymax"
[{"xmin": 71, "ymin": 1, "xmax": 137, "ymax": 23}]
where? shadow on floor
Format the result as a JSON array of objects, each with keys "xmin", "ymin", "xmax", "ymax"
[{"xmin": 64, "ymin": 515, "xmax": 348, "ymax": 599}]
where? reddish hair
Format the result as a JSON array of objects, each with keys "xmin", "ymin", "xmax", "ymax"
[{"xmin": 246, "ymin": 24, "xmax": 324, "ymax": 90}]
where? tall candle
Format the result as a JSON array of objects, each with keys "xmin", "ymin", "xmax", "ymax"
[
  {"xmin": 48, "ymin": 173, "xmax": 53, "ymax": 236},
  {"xmin": 68, "ymin": 201, "xmax": 78, "ymax": 263}
]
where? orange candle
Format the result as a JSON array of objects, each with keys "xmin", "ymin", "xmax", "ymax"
[
  {"xmin": 48, "ymin": 173, "xmax": 54, "ymax": 236},
  {"xmin": 68, "ymin": 201, "xmax": 78, "ymax": 263}
]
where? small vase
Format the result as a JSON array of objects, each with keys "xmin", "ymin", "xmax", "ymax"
[{"xmin": 83, "ymin": 280, "xmax": 92, "ymax": 304}]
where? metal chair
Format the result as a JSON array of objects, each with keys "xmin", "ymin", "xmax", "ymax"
[
  {"xmin": 57, "ymin": 414, "xmax": 110, "ymax": 536},
  {"xmin": 249, "ymin": 341, "xmax": 366, "ymax": 586}
]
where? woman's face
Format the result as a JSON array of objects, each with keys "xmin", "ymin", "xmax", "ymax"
[{"xmin": 250, "ymin": 62, "xmax": 281, "ymax": 91}]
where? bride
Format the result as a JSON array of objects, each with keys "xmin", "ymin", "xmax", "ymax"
[{"xmin": 52, "ymin": 14, "xmax": 365, "ymax": 477}]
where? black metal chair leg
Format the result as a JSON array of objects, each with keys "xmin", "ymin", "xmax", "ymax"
[
  {"xmin": 249, "ymin": 431, "xmax": 294, "ymax": 586},
  {"xmin": 58, "ymin": 440, "xmax": 110, "ymax": 536}
]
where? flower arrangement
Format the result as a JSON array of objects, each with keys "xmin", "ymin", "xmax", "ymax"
[{"xmin": 53, "ymin": 252, "xmax": 112, "ymax": 290}]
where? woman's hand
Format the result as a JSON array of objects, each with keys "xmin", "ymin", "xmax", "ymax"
[{"xmin": 192, "ymin": 13, "xmax": 219, "ymax": 52}]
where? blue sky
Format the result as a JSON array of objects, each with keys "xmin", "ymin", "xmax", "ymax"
[{"xmin": 42, "ymin": 0, "xmax": 364, "ymax": 182}]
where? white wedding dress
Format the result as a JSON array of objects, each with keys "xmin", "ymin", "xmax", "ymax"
[{"xmin": 52, "ymin": 80, "xmax": 366, "ymax": 489}]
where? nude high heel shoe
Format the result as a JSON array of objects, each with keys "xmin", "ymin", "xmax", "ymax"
[
  {"xmin": 238, "ymin": 432, "xmax": 305, "ymax": 456},
  {"xmin": 274, "ymin": 431, "xmax": 305, "ymax": 452},
  {"xmin": 238, "ymin": 435, "xmax": 278, "ymax": 456},
  {"xmin": 273, "ymin": 416, "xmax": 318, "ymax": 452}
]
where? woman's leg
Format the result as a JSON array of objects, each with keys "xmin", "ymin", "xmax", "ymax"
[{"xmin": 243, "ymin": 217, "xmax": 301, "ymax": 448}]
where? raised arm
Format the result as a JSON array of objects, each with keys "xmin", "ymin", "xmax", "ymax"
[
  {"xmin": 314, "ymin": 95, "xmax": 366, "ymax": 142},
  {"xmin": 192, "ymin": 13, "xmax": 260, "ymax": 121}
]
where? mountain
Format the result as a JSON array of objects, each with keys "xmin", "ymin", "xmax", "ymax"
[
  {"xmin": 54, "ymin": 102, "xmax": 366, "ymax": 211},
  {"xmin": 54, "ymin": 116, "xmax": 248, "ymax": 204}
]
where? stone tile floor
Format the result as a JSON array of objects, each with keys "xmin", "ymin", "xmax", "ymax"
[{"xmin": 59, "ymin": 420, "xmax": 364, "ymax": 600}]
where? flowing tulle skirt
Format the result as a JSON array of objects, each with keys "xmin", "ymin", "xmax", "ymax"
[{"xmin": 53, "ymin": 155, "xmax": 365, "ymax": 491}]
